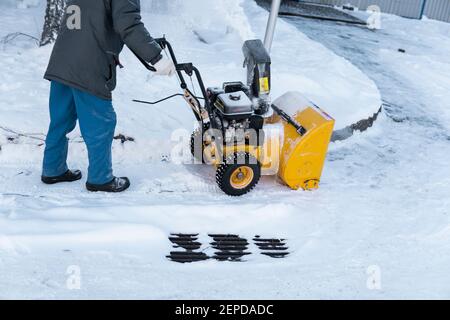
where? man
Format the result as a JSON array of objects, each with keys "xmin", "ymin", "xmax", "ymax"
[{"xmin": 41, "ymin": 0, "xmax": 175, "ymax": 192}]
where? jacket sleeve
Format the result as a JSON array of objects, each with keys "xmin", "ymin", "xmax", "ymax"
[{"xmin": 111, "ymin": 0, "xmax": 162, "ymax": 62}]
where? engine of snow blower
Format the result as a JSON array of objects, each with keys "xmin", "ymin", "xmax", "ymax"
[
  {"xmin": 203, "ymin": 39, "xmax": 272, "ymax": 147},
  {"xmin": 134, "ymin": 37, "xmax": 335, "ymax": 196}
]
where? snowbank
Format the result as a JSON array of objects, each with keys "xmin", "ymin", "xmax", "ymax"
[
  {"xmin": 6, "ymin": 1, "xmax": 450, "ymax": 300},
  {"xmin": 0, "ymin": 0, "xmax": 382, "ymax": 168},
  {"xmin": 138, "ymin": 0, "xmax": 382, "ymax": 130}
]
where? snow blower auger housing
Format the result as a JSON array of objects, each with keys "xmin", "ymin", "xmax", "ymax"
[{"xmin": 134, "ymin": 37, "xmax": 335, "ymax": 196}]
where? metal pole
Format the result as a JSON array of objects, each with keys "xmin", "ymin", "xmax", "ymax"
[
  {"xmin": 419, "ymin": 0, "xmax": 428, "ymax": 19},
  {"xmin": 263, "ymin": 0, "xmax": 282, "ymax": 52}
]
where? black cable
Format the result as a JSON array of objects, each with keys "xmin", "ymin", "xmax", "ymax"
[
  {"xmin": 0, "ymin": 125, "xmax": 45, "ymax": 142},
  {"xmin": 133, "ymin": 93, "xmax": 184, "ymax": 105},
  {"xmin": 133, "ymin": 93, "xmax": 204, "ymax": 105}
]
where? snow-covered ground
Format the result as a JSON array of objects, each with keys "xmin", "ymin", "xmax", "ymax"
[{"xmin": 1, "ymin": 0, "xmax": 450, "ymax": 299}]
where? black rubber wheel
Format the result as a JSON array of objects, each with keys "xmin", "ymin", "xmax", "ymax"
[
  {"xmin": 216, "ymin": 152, "xmax": 261, "ymax": 196},
  {"xmin": 190, "ymin": 123, "xmax": 209, "ymax": 163}
]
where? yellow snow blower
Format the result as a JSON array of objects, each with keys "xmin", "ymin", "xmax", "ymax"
[{"xmin": 134, "ymin": 38, "xmax": 334, "ymax": 196}]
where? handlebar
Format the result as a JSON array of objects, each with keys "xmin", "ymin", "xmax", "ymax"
[
  {"xmin": 133, "ymin": 37, "xmax": 213, "ymax": 124},
  {"xmin": 153, "ymin": 37, "xmax": 209, "ymax": 104},
  {"xmin": 133, "ymin": 37, "xmax": 208, "ymax": 98}
]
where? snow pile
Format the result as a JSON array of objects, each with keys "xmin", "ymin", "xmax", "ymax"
[
  {"xmin": 0, "ymin": 0, "xmax": 382, "ymax": 167},
  {"xmin": 137, "ymin": 0, "xmax": 381, "ymax": 130},
  {"xmin": 3, "ymin": 1, "xmax": 450, "ymax": 300},
  {"xmin": 0, "ymin": 0, "xmax": 41, "ymax": 9},
  {"xmin": 0, "ymin": 0, "xmax": 382, "ymax": 160}
]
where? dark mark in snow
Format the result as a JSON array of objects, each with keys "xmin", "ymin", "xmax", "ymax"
[
  {"xmin": 254, "ymin": 236, "xmax": 290, "ymax": 259},
  {"xmin": 332, "ymin": 106, "xmax": 383, "ymax": 142},
  {"xmin": 167, "ymin": 234, "xmax": 290, "ymax": 263},
  {"xmin": 193, "ymin": 30, "xmax": 209, "ymax": 44},
  {"xmin": 210, "ymin": 234, "xmax": 251, "ymax": 262},
  {"xmin": 114, "ymin": 134, "xmax": 135, "ymax": 144},
  {"xmin": 167, "ymin": 234, "xmax": 209, "ymax": 263}
]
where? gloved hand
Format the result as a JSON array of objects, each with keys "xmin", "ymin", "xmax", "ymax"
[{"xmin": 152, "ymin": 57, "xmax": 176, "ymax": 77}]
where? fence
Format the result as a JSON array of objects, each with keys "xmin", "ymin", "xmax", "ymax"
[
  {"xmin": 299, "ymin": 0, "xmax": 450, "ymax": 22},
  {"xmin": 424, "ymin": 0, "xmax": 450, "ymax": 21}
]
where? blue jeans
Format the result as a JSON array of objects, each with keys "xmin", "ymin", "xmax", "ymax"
[{"xmin": 42, "ymin": 81, "xmax": 117, "ymax": 184}]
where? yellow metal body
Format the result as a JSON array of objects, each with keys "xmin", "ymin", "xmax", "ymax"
[
  {"xmin": 277, "ymin": 106, "xmax": 335, "ymax": 190},
  {"xmin": 203, "ymin": 142, "xmax": 264, "ymax": 167},
  {"xmin": 202, "ymin": 92, "xmax": 335, "ymax": 191},
  {"xmin": 230, "ymin": 166, "xmax": 255, "ymax": 189}
]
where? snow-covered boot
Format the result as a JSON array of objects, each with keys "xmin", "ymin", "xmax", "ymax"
[
  {"xmin": 86, "ymin": 177, "xmax": 130, "ymax": 193},
  {"xmin": 41, "ymin": 170, "xmax": 82, "ymax": 185}
]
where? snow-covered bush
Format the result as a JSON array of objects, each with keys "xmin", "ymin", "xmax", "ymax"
[{"xmin": 16, "ymin": 0, "xmax": 41, "ymax": 9}]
